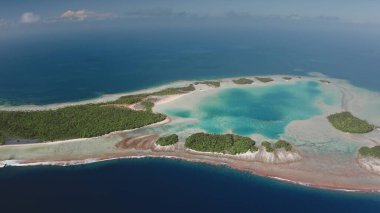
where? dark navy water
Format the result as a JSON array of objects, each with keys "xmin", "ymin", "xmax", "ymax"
[
  {"xmin": 1, "ymin": 26, "xmax": 380, "ymax": 105},
  {"xmin": 0, "ymin": 158, "xmax": 379, "ymax": 213}
]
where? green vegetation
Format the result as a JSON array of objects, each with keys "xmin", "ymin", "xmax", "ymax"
[
  {"xmin": 0, "ymin": 104, "xmax": 166, "ymax": 142},
  {"xmin": 108, "ymin": 84, "xmax": 195, "ymax": 105},
  {"xmin": 0, "ymin": 132, "xmax": 4, "ymax": 145},
  {"xmin": 283, "ymin": 77, "xmax": 292, "ymax": 80},
  {"xmin": 156, "ymin": 134, "xmax": 179, "ymax": 146},
  {"xmin": 261, "ymin": 141, "xmax": 274, "ymax": 152},
  {"xmin": 320, "ymin": 79, "xmax": 331, "ymax": 84},
  {"xmin": 359, "ymin": 146, "xmax": 380, "ymax": 158},
  {"xmin": 255, "ymin": 77, "xmax": 274, "ymax": 83},
  {"xmin": 274, "ymin": 140, "xmax": 292, "ymax": 151},
  {"xmin": 250, "ymin": 146, "xmax": 259, "ymax": 152},
  {"xmin": 0, "ymin": 84, "xmax": 199, "ymax": 143},
  {"xmin": 232, "ymin": 78, "xmax": 254, "ymax": 85},
  {"xmin": 109, "ymin": 94, "xmax": 150, "ymax": 105},
  {"xmin": 151, "ymin": 84, "xmax": 195, "ymax": 96},
  {"xmin": 185, "ymin": 133, "xmax": 257, "ymax": 154},
  {"xmin": 195, "ymin": 81, "xmax": 221, "ymax": 88},
  {"xmin": 327, "ymin": 112, "xmax": 374, "ymax": 133},
  {"xmin": 141, "ymin": 100, "xmax": 154, "ymax": 111}
]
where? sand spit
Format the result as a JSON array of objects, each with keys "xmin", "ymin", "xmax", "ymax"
[{"xmin": 0, "ymin": 75, "xmax": 300, "ymax": 112}]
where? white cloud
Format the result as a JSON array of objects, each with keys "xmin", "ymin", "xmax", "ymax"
[
  {"xmin": 61, "ymin": 10, "xmax": 113, "ymax": 21},
  {"xmin": 124, "ymin": 8, "xmax": 193, "ymax": 19},
  {"xmin": 20, "ymin": 12, "xmax": 40, "ymax": 24}
]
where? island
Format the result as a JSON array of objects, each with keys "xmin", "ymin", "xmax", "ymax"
[
  {"xmin": 1, "ymin": 75, "xmax": 380, "ymax": 192},
  {"xmin": 327, "ymin": 112, "xmax": 374, "ymax": 133},
  {"xmin": 185, "ymin": 133, "xmax": 258, "ymax": 154},
  {"xmin": 0, "ymin": 84, "xmax": 195, "ymax": 142},
  {"xmin": 156, "ymin": 134, "xmax": 179, "ymax": 146},
  {"xmin": 232, "ymin": 78, "xmax": 254, "ymax": 84},
  {"xmin": 194, "ymin": 81, "xmax": 221, "ymax": 88},
  {"xmin": 255, "ymin": 77, "xmax": 274, "ymax": 83}
]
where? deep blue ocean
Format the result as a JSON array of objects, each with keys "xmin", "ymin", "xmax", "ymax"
[
  {"xmin": 1, "ymin": 158, "xmax": 380, "ymax": 213},
  {"xmin": 1, "ymin": 25, "xmax": 380, "ymax": 212},
  {"xmin": 1, "ymin": 26, "xmax": 380, "ymax": 105}
]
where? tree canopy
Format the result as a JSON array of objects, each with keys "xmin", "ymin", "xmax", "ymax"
[
  {"xmin": 327, "ymin": 112, "xmax": 374, "ymax": 133},
  {"xmin": 359, "ymin": 146, "xmax": 380, "ymax": 158},
  {"xmin": 185, "ymin": 133, "xmax": 257, "ymax": 154},
  {"xmin": 156, "ymin": 134, "xmax": 179, "ymax": 146},
  {"xmin": 0, "ymin": 104, "xmax": 166, "ymax": 142},
  {"xmin": 232, "ymin": 78, "xmax": 254, "ymax": 85}
]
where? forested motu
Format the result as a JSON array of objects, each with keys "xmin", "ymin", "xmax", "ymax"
[
  {"xmin": 156, "ymin": 134, "xmax": 179, "ymax": 146},
  {"xmin": 185, "ymin": 133, "xmax": 295, "ymax": 155},
  {"xmin": 185, "ymin": 133, "xmax": 258, "ymax": 154},
  {"xmin": 327, "ymin": 112, "xmax": 374, "ymax": 133},
  {"xmin": 0, "ymin": 84, "xmax": 195, "ymax": 143},
  {"xmin": 0, "ymin": 104, "xmax": 166, "ymax": 142},
  {"xmin": 232, "ymin": 78, "xmax": 254, "ymax": 85}
]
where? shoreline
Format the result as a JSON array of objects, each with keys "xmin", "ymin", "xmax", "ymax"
[
  {"xmin": 1, "ymin": 74, "xmax": 380, "ymax": 193},
  {"xmin": 1, "ymin": 154, "xmax": 379, "ymax": 193},
  {"xmin": 0, "ymin": 74, "xmax": 325, "ymax": 112}
]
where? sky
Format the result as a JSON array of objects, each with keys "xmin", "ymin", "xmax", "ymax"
[{"xmin": 1, "ymin": 0, "xmax": 380, "ymax": 37}]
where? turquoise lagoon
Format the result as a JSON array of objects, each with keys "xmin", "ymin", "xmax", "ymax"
[{"xmin": 164, "ymin": 81, "xmax": 331, "ymax": 139}]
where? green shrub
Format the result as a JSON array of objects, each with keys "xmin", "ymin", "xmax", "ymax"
[
  {"xmin": 109, "ymin": 94, "xmax": 150, "ymax": 105},
  {"xmin": 232, "ymin": 78, "xmax": 254, "ymax": 85},
  {"xmin": 274, "ymin": 140, "xmax": 292, "ymax": 151},
  {"xmin": 320, "ymin": 79, "xmax": 331, "ymax": 84},
  {"xmin": 327, "ymin": 112, "xmax": 374, "ymax": 133},
  {"xmin": 195, "ymin": 81, "xmax": 221, "ymax": 88},
  {"xmin": 359, "ymin": 146, "xmax": 380, "ymax": 158},
  {"xmin": 156, "ymin": 134, "xmax": 179, "ymax": 146},
  {"xmin": 250, "ymin": 146, "xmax": 259, "ymax": 152},
  {"xmin": 141, "ymin": 101, "xmax": 154, "ymax": 111},
  {"xmin": 109, "ymin": 84, "xmax": 195, "ymax": 105},
  {"xmin": 0, "ymin": 133, "xmax": 4, "ymax": 145},
  {"xmin": 185, "ymin": 133, "xmax": 256, "ymax": 154},
  {"xmin": 255, "ymin": 77, "xmax": 274, "ymax": 83},
  {"xmin": 261, "ymin": 141, "xmax": 274, "ymax": 152},
  {"xmin": 151, "ymin": 84, "xmax": 195, "ymax": 96}
]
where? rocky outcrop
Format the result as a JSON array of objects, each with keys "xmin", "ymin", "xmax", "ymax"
[
  {"xmin": 358, "ymin": 156, "xmax": 380, "ymax": 175},
  {"xmin": 186, "ymin": 148, "xmax": 301, "ymax": 164},
  {"xmin": 153, "ymin": 144, "xmax": 176, "ymax": 152},
  {"xmin": 234, "ymin": 148, "xmax": 301, "ymax": 163}
]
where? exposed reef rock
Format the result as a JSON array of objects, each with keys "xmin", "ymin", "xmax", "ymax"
[
  {"xmin": 153, "ymin": 144, "xmax": 176, "ymax": 152},
  {"xmin": 235, "ymin": 148, "xmax": 302, "ymax": 163},
  {"xmin": 358, "ymin": 156, "xmax": 380, "ymax": 175},
  {"xmin": 186, "ymin": 148, "xmax": 301, "ymax": 164}
]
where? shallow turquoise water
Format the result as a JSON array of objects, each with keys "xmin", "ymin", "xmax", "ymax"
[{"xmin": 166, "ymin": 81, "xmax": 326, "ymax": 138}]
